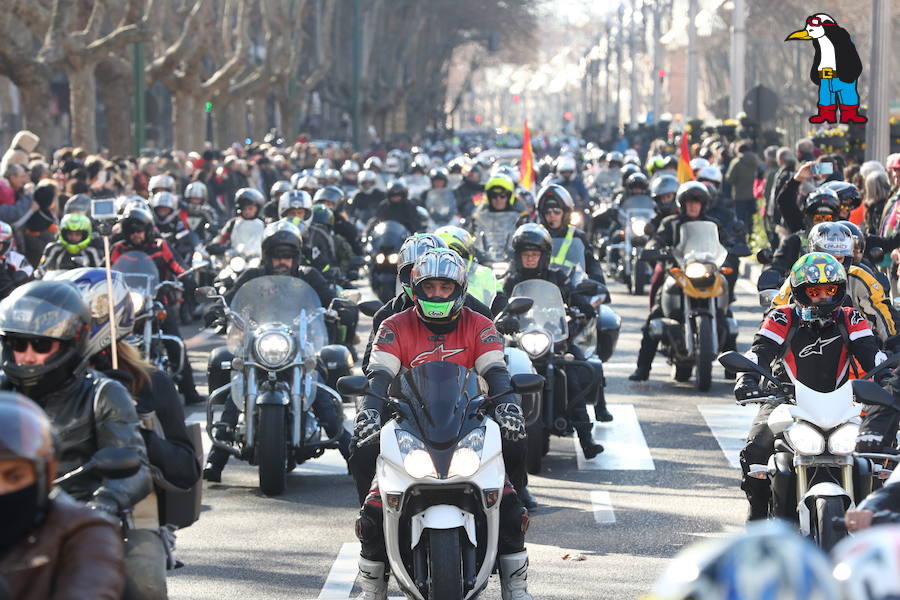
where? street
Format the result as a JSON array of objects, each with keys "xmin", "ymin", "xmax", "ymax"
[{"xmin": 168, "ymin": 273, "xmax": 763, "ymax": 600}]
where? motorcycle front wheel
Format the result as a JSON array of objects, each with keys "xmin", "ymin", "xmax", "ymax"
[
  {"xmin": 257, "ymin": 404, "xmax": 288, "ymax": 496},
  {"xmin": 695, "ymin": 316, "xmax": 714, "ymax": 392},
  {"xmin": 526, "ymin": 421, "xmax": 544, "ymax": 475},
  {"xmin": 812, "ymin": 496, "xmax": 847, "ymax": 551},
  {"xmin": 427, "ymin": 528, "xmax": 464, "ymax": 600}
]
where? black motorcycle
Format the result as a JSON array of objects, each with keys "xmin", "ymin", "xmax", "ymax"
[{"xmin": 364, "ymin": 220, "xmax": 410, "ymax": 304}]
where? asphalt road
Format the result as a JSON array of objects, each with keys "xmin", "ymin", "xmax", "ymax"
[{"xmin": 168, "ymin": 274, "xmax": 763, "ymax": 600}]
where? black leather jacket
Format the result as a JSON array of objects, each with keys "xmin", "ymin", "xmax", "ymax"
[{"xmin": 1, "ymin": 370, "xmax": 151, "ymax": 513}]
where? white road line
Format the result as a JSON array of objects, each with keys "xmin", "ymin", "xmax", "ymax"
[
  {"xmin": 697, "ymin": 403, "xmax": 757, "ymax": 468},
  {"xmin": 603, "ymin": 361, "xmax": 667, "ymax": 371},
  {"xmin": 576, "ymin": 404, "xmax": 655, "ymax": 470},
  {"xmin": 589, "ymin": 491, "xmax": 616, "ymax": 524},
  {"xmin": 736, "ymin": 277, "xmax": 758, "ymax": 296},
  {"xmin": 318, "ymin": 541, "xmax": 402, "ymax": 600}
]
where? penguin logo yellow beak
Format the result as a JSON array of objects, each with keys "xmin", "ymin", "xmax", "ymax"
[{"xmin": 786, "ymin": 29, "xmax": 813, "ymax": 41}]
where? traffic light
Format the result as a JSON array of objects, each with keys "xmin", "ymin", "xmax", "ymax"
[
  {"xmin": 205, "ymin": 101, "xmax": 213, "ymax": 113},
  {"xmin": 474, "ymin": 114, "xmax": 484, "ymax": 123},
  {"xmin": 563, "ymin": 111, "xmax": 573, "ymax": 121},
  {"xmin": 512, "ymin": 95, "xmax": 521, "ymax": 103},
  {"xmin": 657, "ymin": 69, "xmax": 666, "ymax": 81}
]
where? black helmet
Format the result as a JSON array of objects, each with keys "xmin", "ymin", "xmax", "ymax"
[
  {"xmin": 311, "ymin": 205, "xmax": 334, "ymax": 229},
  {"xmin": 0, "ymin": 281, "xmax": 91, "ymax": 399},
  {"xmin": 536, "ymin": 184, "xmax": 574, "ymax": 231},
  {"xmin": 235, "ymin": 187, "xmax": 265, "ymax": 211},
  {"xmin": 318, "ymin": 344, "xmax": 353, "ymax": 387},
  {"xmin": 625, "ymin": 172, "xmax": 650, "ymax": 194},
  {"xmin": 650, "ymin": 174, "xmax": 680, "ymax": 215},
  {"xmin": 675, "ymin": 181, "xmax": 711, "ymax": 217},
  {"xmin": 803, "ymin": 188, "xmax": 840, "ymax": 229},
  {"xmin": 313, "ymin": 185, "xmax": 344, "ymax": 208},
  {"xmin": 120, "ymin": 205, "xmax": 154, "ymax": 237},
  {"xmin": 619, "ymin": 163, "xmax": 640, "ymax": 186},
  {"xmin": 511, "ymin": 223, "xmax": 553, "ymax": 276},
  {"xmin": 387, "ymin": 180, "xmax": 409, "ymax": 201},
  {"xmin": 821, "ymin": 180, "xmax": 862, "ymax": 215},
  {"xmin": 261, "ymin": 221, "xmax": 302, "ymax": 275}
]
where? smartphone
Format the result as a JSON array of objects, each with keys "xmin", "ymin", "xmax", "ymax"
[
  {"xmin": 91, "ymin": 198, "xmax": 117, "ymax": 221},
  {"xmin": 811, "ymin": 162, "xmax": 834, "ymax": 176}
]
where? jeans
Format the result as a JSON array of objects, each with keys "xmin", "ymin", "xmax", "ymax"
[{"xmin": 818, "ymin": 77, "xmax": 860, "ymax": 106}]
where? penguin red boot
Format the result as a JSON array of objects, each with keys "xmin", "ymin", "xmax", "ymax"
[
  {"xmin": 839, "ymin": 104, "xmax": 868, "ymax": 124},
  {"xmin": 808, "ymin": 104, "xmax": 837, "ymax": 124}
]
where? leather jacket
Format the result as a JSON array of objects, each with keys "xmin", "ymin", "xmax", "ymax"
[
  {"xmin": 1, "ymin": 370, "xmax": 151, "ymax": 514},
  {"xmin": 0, "ymin": 490, "xmax": 125, "ymax": 600}
]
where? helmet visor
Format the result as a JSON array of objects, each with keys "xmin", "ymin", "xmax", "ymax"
[
  {"xmin": 805, "ymin": 284, "xmax": 839, "ymax": 299},
  {"xmin": 0, "ymin": 294, "xmax": 86, "ymax": 340},
  {"xmin": 0, "ymin": 396, "xmax": 51, "ymax": 460},
  {"xmin": 811, "ymin": 213, "xmax": 833, "ymax": 224}
]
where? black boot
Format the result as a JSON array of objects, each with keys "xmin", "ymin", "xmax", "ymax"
[
  {"xmin": 594, "ymin": 386, "xmax": 613, "ymax": 422},
  {"xmin": 742, "ymin": 476, "xmax": 771, "ymax": 521},
  {"xmin": 577, "ymin": 425, "xmax": 604, "ymax": 459},
  {"xmin": 202, "ymin": 462, "xmax": 223, "ymax": 483},
  {"xmin": 628, "ymin": 332, "xmax": 658, "ymax": 381}
]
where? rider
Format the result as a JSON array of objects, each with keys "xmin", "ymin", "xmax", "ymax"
[
  {"xmin": 373, "ymin": 180, "xmax": 421, "ymax": 234},
  {"xmin": 554, "ymin": 155, "xmax": 589, "ymax": 210},
  {"xmin": 353, "ymin": 248, "xmax": 534, "ymax": 600},
  {"xmin": 470, "ymin": 174, "xmax": 530, "ymax": 227},
  {"xmin": 183, "ymin": 181, "xmax": 220, "ymax": 242},
  {"xmin": 207, "ymin": 187, "xmax": 266, "ymax": 254},
  {"xmin": 202, "ymin": 221, "xmax": 352, "ymax": 482},
  {"xmin": 648, "ymin": 173, "xmax": 680, "ymax": 228},
  {"xmin": 454, "ymin": 162, "xmax": 485, "ymax": 219},
  {"xmin": 349, "ymin": 170, "xmax": 384, "ymax": 223},
  {"xmin": 764, "ymin": 187, "xmax": 842, "ymax": 279},
  {"xmin": 35, "ymin": 213, "xmax": 103, "ymax": 276},
  {"xmin": 735, "ymin": 253, "xmax": 890, "ymax": 520},
  {"xmin": 263, "ymin": 180, "xmax": 293, "ymax": 221},
  {"xmin": 0, "ymin": 393, "xmax": 126, "ymax": 598},
  {"xmin": 503, "ymin": 224, "xmax": 611, "ymax": 444},
  {"xmin": 537, "ymin": 183, "xmax": 605, "ymax": 283},
  {"xmin": 435, "ymin": 225, "xmax": 506, "ymax": 315}
]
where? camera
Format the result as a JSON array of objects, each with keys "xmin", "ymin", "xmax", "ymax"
[{"xmin": 91, "ymin": 199, "xmax": 117, "ymax": 235}]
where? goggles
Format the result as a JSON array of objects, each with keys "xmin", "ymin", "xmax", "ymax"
[
  {"xmin": 805, "ymin": 283, "xmax": 839, "ymax": 299},
  {"xmin": 543, "ymin": 207, "xmax": 564, "ymax": 215},
  {"xmin": 811, "ymin": 213, "xmax": 834, "ymax": 224},
  {"xmin": 5, "ymin": 336, "xmax": 57, "ymax": 353},
  {"xmin": 487, "ymin": 189, "xmax": 511, "ymax": 199},
  {"xmin": 806, "ymin": 16, "xmax": 834, "ymax": 27}
]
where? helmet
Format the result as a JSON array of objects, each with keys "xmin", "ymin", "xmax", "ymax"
[
  {"xmin": 269, "ymin": 180, "xmax": 292, "ymax": 201},
  {"xmin": 313, "ymin": 186, "xmax": 344, "ymax": 208},
  {"xmin": 0, "ymin": 221, "xmax": 13, "ymax": 257},
  {"xmin": 804, "ymin": 188, "xmax": 841, "ymax": 228},
  {"xmin": 485, "ymin": 174, "xmax": 516, "ymax": 208},
  {"xmin": 536, "ymin": 184, "xmax": 574, "ymax": 230},
  {"xmin": 384, "ymin": 156, "xmax": 402, "ymax": 174},
  {"xmin": 51, "ymin": 268, "xmax": 135, "ymax": 357},
  {"xmin": 0, "ymin": 281, "xmax": 91, "ymax": 398},
  {"xmin": 647, "ymin": 520, "xmax": 838, "ymax": 600},
  {"xmin": 821, "ymin": 180, "xmax": 862, "ymax": 214},
  {"xmin": 398, "ymin": 234, "xmax": 448, "ymax": 298},
  {"xmin": 318, "ymin": 344, "xmax": 353, "ymax": 386},
  {"xmin": 607, "ymin": 151, "xmax": 624, "ymax": 167},
  {"xmin": 358, "ymin": 170, "xmax": 378, "ymax": 188},
  {"xmin": 625, "ymin": 172, "xmax": 650, "ymax": 193},
  {"xmin": 676, "ymin": 181, "xmax": 711, "ymax": 217},
  {"xmin": 838, "ymin": 220, "xmax": 865, "ymax": 263},
  {"xmin": 324, "ymin": 168, "xmax": 340, "ymax": 184},
  {"xmin": 340, "ymin": 160, "xmax": 360, "ymax": 179},
  {"xmin": 64, "ymin": 194, "xmax": 91, "ymax": 216},
  {"xmin": 386, "ymin": 180, "xmax": 409, "ymax": 201},
  {"xmin": 807, "ymin": 222, "xmax": 854, "ymax": 268},
  {"xmin": 511, "ymin": 223, "xmax": 552, "ymax": 276},
  {"xmin": 311, "ymin": 204, "xmax": 334, "ymax": 229},
  {"xmin": 493, "ymin": 164, "xmax": 520, "ymax": 185},
  {"xmin": 58, "ymin": 213, "xmax": 93, "ymax": 255},
  {"xmin": 148, "ymin": 174, "xmax": 175, "ymax": 193},
  {"xmin": 235, "ymin": 187, "xmax": 265, "ymax": 212},
  {"xmin": 428, "ymin": 167, "xmax": 449, "ymax": 184},
  {"xmin": 120, "ymin": 205, "xmax": 154, "ymax": 238},
  {"xmin": 689, "ymin": 157, "xmax": 710, "ymax": 171},
  {"xmin": 261, "ymin": 220, "xmax": 302, "ymax": 275},
  {"xmin": 294, "ymin": 175, "xmax": 318, "ymax": 193},
  {"xmin": 363, "ymin": 156, "xmax": 383, "ymax": 171},
  {"xmin": 789, "ymin": 252, "xmax": 847, "ymax": 325},
  {"xmin": 620, "ymin": 163, "xmax": 640, "ymax": 186},
  {"xmin": 650, "ymin": 174, "xmax": 680, "ymax": 215},
  {"xmin": 435, "ymin": 225, "xmax": 477, "ymax": 262},
  {"xmin": 278, "ymin": 190, "xmax": 313, "ymax": 223},
  {"xmin": 556, "ymin": 155, "xmax": 577, "ymax": 181},
  {"xmin": 832, "ymin": 524, "xmax": 900, "ymax": 600},
  {"xmin": 696, "ymin": 165, "xmax": 723, "ymax": 185},
  {"xmin": 314, "ymin": 158, "xmax": 332, "ymax": 171},
  {"xmin": 447, "ymin": 157, "xmax": 466, "ymax": 174},
  {"xmin": 149, "ymin": 191, "xmax": 179, "ymax": 225},
  {"xmin": 410, "ymin": 248, "xmax": 468, "ymax": 323},
  {"xmin": 184, "ymin": 180, "xmax": 208, "ymax": 200}
]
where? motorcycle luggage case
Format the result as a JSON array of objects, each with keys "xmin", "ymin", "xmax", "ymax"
[{"xmin": 161, "ymin": 422, "xmax": 203, "ymax": 529}]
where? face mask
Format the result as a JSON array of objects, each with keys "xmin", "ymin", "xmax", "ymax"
[{"xmin": 0, "ymin": 483, "xmax": 40, "ymax": 555}]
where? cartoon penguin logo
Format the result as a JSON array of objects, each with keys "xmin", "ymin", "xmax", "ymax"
[{"xmin": 785, "ymin": 13, "xmax": 866, "ymax": 124}]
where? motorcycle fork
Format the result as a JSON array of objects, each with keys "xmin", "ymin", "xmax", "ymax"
[
  {"xmin": 552, "ymin": 363, "xmax": 569, "ymax": 433},
  {"xmin": 244, "ymin": 368, "xmax": 258, "ymax": 448},
  {"xmin": 290, "ymin": 366, "xmax": 302, "ymax": 448},
  {"xmin": 543, "ymin": 362, "xmax": 555, "ymax": 431},
  {"xmin": 143, "ymin": 319, "xmax": 152, "ymax": 358}
]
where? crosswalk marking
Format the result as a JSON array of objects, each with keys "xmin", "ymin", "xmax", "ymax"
[
  {"xmin": 697, "ymin": 404, "xmax": 757, "ymax": 469},
  {"xmin": 590, "ymin": 491, "xmax": 616, "ymax": 524},
  {"xmin": 575, "ymin": 404, "xmax": 655, "ymax": 470},
  {"xmin": 318, "ymin": 541, "xmax": 403, "ymax": 600}
]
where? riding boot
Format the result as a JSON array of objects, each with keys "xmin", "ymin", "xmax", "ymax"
[
  {"xmin": 742, "ymin": 476, "xmax": 771, "ymax": 521},
  {"xmin": 499, "ymin": 551, "xmax": 534, "ymax": 600},
  {"xmin": 355, "ymin": 558, "xmax": 388, "ymax": 600},
  {"xmin": 593, "ymin": 377, "xmax": 613, "ymax": 422},
  {"xmin": 576, "ymin": 423, "xmax": 603, "ymax": 459},
  {"xmin": 518, "ymin": 486, "xmax": 539, "ymax": 510},
  {"xmin": 628, "ymin": 333, "xmax": 658, "ymax": 381}
]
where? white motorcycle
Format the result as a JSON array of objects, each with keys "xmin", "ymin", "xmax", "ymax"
[
  {"xmin": 719, "ymin": 351, "xmax": 900, "ymax": 550},
  {"xmin": 339, "ymin": 363, "xmax": 542, "ymax": 600}
]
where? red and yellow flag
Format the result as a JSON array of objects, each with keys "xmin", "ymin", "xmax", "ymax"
[
  {"xmin": 520, "ymin": 120, "xmax": 534, "ymax": 191},
  {"xmin": 677, "ymin": 131, "xmax": 694, "ymax": 183}
]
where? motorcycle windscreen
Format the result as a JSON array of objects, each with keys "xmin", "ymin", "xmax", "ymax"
[
  {"xmin": 474, "ymin": 212, "xmax": 520, "ymax": 262},
  {"xmin": 112, "ymin": 250, "xmax": 160, "ymax": 296},
  {"xmin": 511, "ymin": 279, "xmax": 568, "ymax": 343},
  {"xmin": 228, "ymin": 275, "xmax": 327, "ymax": 354},
  {"xmin": 398, "ymin": 362, "xmax": 480, "ymax": 450},
  {"xmin": 620, "ymin": 194, "xmax": 655, "ymax": 212},
  {"xmin": 231, "ymin": 218, "xmax": 264, "ymax": 257},
  {"xmin": 424, "ymin": 189, "xmax": 455, "ymax": 222},
  {"xmin": 367, "ymin": 220, "xmax": 410, "ymax": 252},
  {"xmin": 673, "ymin": 221, "xmax": 728, "ymax": 267}
]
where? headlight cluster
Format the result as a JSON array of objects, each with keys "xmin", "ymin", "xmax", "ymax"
[
  {"xmin": 376, "ymin": 253, "xmax": 399, "ymax": 265},
  {"xmin": 254, "ymin": 331, "xmax": 293, "ymax": 368},
  {"xmin": 230, "ymin": 256, "xmax": 247, "ymax": 273},
  {"xmin": 630, "ymin": 219, "xmax": 647, "ymax": 237},
  {"xmin": 785, "ymin": 423, "xmax": 825, "ymax": 455},
  {"xmin": 448, "ymin": 428, "xmax": 485, "ymax": 478},
  {"xmin": 129, "ymin": 291, "xmax": 145, "ymax": 314},
  {"xmin": 827, "ymin": 423, "xmax": 859, "ymax": 455},
  {"xmin": 395, "ymin": 427, "xmax": 486, "ymax": 479},
  {"xmin": 396, "ymin": 430, "xmax": 437, "ymax": 478},
  {"xmin": 519, "ymin": 331, "xmax": 551, "ymax": 358},
  {"xmin": 684, "ymin": 262, "xmax": 712, "ymax": 279}
]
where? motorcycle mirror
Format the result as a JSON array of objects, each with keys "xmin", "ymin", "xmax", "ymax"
[
  {"xmin": 505, "ymin": 297, "xmax": 534, "ymax": 315},
  {"xmin": 91, "ymin": 447, "xmax": 142, "ymax": 479},
  {"xmin": 868, "ymin": 246, "xmax": 885, "ymax": 263},
  {"xmin": 756, "ymin": 269, "xmax": 784, "ymax": 293},
  {"xmin": 358, "ymin": 300, "xmax": 384, "ymax": 317},
  {"xmin": 852, "ymin": 379, "xmax": 897, "ymax": 408},
  {"xmin": 717, "ymin": 351, "xmax": 780, "ymax": 386},
  {"xmin": 575, "ymin": 279, "xmax": 600, "ymax": 296},
  {"xmin": 510, "ymin": 373, "xmax": 545, "ymax": 395},
  {"xmin": 756, "ymin": 248, "xmax": 774, "ymax": 265},
  {"xmin": 337, "ymin": 375, "xmax": 368, "ymax": 396}
]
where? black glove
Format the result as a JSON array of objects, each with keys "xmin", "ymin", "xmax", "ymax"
[
  {"xmin": 494, "ymin": 403, "xmax": 526, "ymax": 441},
  {"xmin": 856, "ymin": 430, "xmax": 886, "ymax": 453},
  {"xmin": 203, "ymin": 306, "xmax": 224, "ymax": 328},
  {"xmin": 87, "ymin": 492, "xmax": 120, "ymax": 517},
  {"xmin": 353, "ymin": 408, "xmax": 381, "ymax": 443},
  {"xmin": 734, "ymin": 376, "xmax": 763, "ymax": 402},
  {"xmin": 495, "ymin": 315, "xmax": 520, "ymax": 335}
]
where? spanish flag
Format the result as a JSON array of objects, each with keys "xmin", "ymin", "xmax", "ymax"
[
  {"xmin": 520, "ymin": 120, "xmax": 534, "ymax": 191},
  {"xmin": 677, "ymin": 131, "xmax": 694, "ymax": 183}
]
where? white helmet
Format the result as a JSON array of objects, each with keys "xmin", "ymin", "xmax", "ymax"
[
  {"xmin": 384, "ymin": 156, "xmax": 402, "ymax": 174},
  {"xmin": 278, "ymin": 190, "xmax": 313, "ymax": 223},
  {"xmin": 341, "ymin": 161, "xmax": 360, "ymax": 178},
  {"xmin": 148, "ymin": 174, "xmax": 175, "ymax": 193},
  {"xmin": 689, "ymin": 157, "xmax": 710, "ymax": 171},
  {"xmin": 314, "ymin": 158, "xmax": 332, "ymax": 171},
  {"xmin": 364, "ymin": 156, "xmax": 383, "ymax": 171},
  {"xmin": 358, "ymin": 170, "xmax": 378, "ymax": 187},
  {"xmin": 184, "ymin": 181, "xmax": 208, "ymax": 200},
  {"xmin": 149, "ymin": 191, "xmax": 179, "ymax": 225},
  {"xmin": 696, "ymin": 165, "xmax": 723, "ymax": 185},
  {"xmin": 832, "ymin": 524, "xmax": 900, "ymax": 600}
]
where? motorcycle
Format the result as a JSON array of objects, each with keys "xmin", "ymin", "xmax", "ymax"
[
  {"xmin": 337, "ymin": 363, "xmax": 543, "ymax": 600},
  {"xmin": 471, "ymin": 211, "xmax": 520, "ymax": 279},
  {"xmin": 718, "ymin": 351, "xmax": 900, "ymax": 550},
  {"xmin": 641, "ymin": 221, "xmax": 738, "ymax": 391},
  {"xmin": 212, "ymin": 218, "xmax": 265, "ymax": 295},
  {"xmin": 199, "ymin": 276, "xmax": 345, "ymax": 496},
  {"xmin": 365, "ymin": 220, "xmax": 410, "ymax": 304},
  {"xmin": 603, "ymin": 194, "xmax": 655, "ymax": 295},
  {"xmin": 422, "ymin": 188, "xmax": 459, "ymax": 229}
]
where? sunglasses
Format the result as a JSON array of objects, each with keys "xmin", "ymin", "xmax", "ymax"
[
  {"xmin": 487, "ymin": 190, "xmax": 511, "ymax": 198},
  {"xmin": 805, "ymin": 283, "xmax": 839, "ymax": 299},
  {"xmin": 543, "ymin": 207, "xmax": 564, "ymax": 215},
  {"xmin": 811, "ymin": 214, "xmax": 834, "ymax": 224},
  {"xmin": 5, "ymin": 337, "xmax": 56, "ymax": 353}
]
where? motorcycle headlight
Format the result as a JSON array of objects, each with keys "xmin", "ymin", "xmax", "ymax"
[
  {"xmin": 387, "ymin": 253, "xmax": 399, "ymax": 264},
  {"xmin": 827, "ymin": 423, "xmax": 860, "ymax": 455},
  {"xmin": 630, "ymin": 219, "xmax": 647, "ymax": 237},
  {"xmin": 519, "ymin": 331, "xmax": 552, "ymax": 358},
  {"xmin": 375, "ymin": 253, "xmax": 386, "ymax": 265},
  {"xmin": 396, "ymin": 430, "xmax": 437, "ymax": 478},
  {"xmin": 254, "ymin": 331, "xmax": 293, "ymax": 368},
  {"xmin": 192, "ymin": 250, "xmax": 205, "ymax": 265},
  {"xmin": 570, "ymin": 212, "xmax": 584, "ymax": 227},
  {"xmin": 129, "ymin": 291, "xmax": 145, "ymax": 314},
  {"xmin": 492, "ymin": 261, "xmax": 509, "ymax": 277},
  {"xmin": 785, "ymin": 422, "xmax": 826, "ymax": 455},
  {"xmin": 230, "ymin": 256, "xmax": 247, "ymax": 273},
  {"xmin": 448, "ymin": 427, "xmax": 485, "ymax": 478},
  {"xmin": 684, "ymin": 262, "xmax": 709, "ymax": 279}
]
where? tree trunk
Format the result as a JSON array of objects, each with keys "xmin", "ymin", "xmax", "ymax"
[
  {"xmin": 277, "ymin": 95, "xmax": 294, "ymax": 141},
  {"xmin": 17, "ymin": 78, "xmax": 52, "ymax": 150},
  {"xmin": 172, "ymin": 91, "xmax": 197, "ymax": 151},
  {"xmin": 68, "ymin": 64, "xmax": 98, "ymax": 151},
  {"xmin": 96, "ymin": 59, "xmax": 133, "ymax": 156}
]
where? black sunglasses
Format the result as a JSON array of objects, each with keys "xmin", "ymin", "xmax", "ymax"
[{"xmin": 5, "ymin": 337, "xmax": 56, "ymax": 353}]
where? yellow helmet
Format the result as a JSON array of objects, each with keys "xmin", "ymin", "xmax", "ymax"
[{"xmin": 484, "ymin": 174, "xmax": 516, "ymax": 206}]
